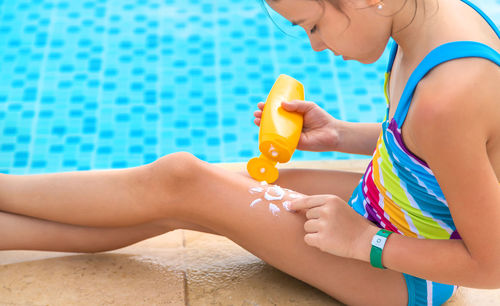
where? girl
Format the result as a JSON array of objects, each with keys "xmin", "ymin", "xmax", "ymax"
[{"xmin": 1, "ymin": 0, "xmax": 499, "ymax": 305}]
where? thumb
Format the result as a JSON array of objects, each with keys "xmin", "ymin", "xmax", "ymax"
[{"xmin": 281, "ymin": 100, "xmax": 314, "ymax": 114}]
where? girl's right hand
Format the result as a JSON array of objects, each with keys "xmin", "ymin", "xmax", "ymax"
[{"xmin": 253, "ymin": 100, "xmax": 344, "ymax": 152}]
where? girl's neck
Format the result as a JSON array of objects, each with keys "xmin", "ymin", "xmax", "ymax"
[{"xmin": 389, "ymin": 0, "xmax": 443, "ymax": 63}]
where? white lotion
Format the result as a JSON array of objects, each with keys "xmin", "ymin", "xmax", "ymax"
[
  {"xmin": 249, "ymin": 187, "xmax": 264, "ymax": 194},
  {"xmin": 250, "ymin": 198, "xmax": 262, "ymax": 207},
  {"xmin": 269, "ymin": 203, "xmax": 280, "ymax": 216},
  {"xmin": 264, "ymin": 185, "xmax": 285, "ymax": 201},
  {"xmin": 282, "ymin": 200, "xmax": 292, "ymax": 211},
  {"xmin": 289, "ymin": 193, "xmax": 304, "ymax": 199},
  {"xmin": 268, "ymin": 144, "xmax": 275, "ymax": 153}
]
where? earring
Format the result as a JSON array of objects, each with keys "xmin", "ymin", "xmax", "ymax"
[{"xmin": 377, "ymin": 1, "xmax": 384, "ymax": 10}]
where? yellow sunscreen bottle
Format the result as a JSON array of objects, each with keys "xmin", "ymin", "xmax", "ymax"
[{"xmin": 247, "ymin": 74, "xmax": 305, "ymax": 183}]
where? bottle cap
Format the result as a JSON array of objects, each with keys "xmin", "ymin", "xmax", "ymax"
[{"xmin": 246, "ymin": 155, "xmax": 279, "ymax": 183}]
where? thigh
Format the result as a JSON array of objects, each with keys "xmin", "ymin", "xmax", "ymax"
[
  {"xmin": 170, "ymin": 160, "xmax": 407, "ymax": 306},
  {"xmin": 275, "ymin": 168, "xmax": 364, "ymax": 201}
]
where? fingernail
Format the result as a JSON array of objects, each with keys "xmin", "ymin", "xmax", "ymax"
[{"xmin": 283, "ymin": 200, "xmax": 295, "ymax": 212}]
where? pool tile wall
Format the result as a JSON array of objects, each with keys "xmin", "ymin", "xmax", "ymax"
[{"xmin": 0, "ymin": 0, "xmax": 499, "ymax": 174}]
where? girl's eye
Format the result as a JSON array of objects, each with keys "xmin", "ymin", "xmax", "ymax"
[{"xmin": 310, "ymin": 25, "xmax": 318, "ymax": 34}]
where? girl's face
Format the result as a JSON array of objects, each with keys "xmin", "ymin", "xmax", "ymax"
[{"xmin": 266, "ymin": 0, "xmax": 393, "ymax": 64}]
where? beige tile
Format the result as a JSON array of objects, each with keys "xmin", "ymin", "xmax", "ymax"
[
  {"xmin": 0, "ymin": 252, "xmax": 186, "ymax": 305},
  {"xmin": 113, "ymin": 229, "xmax": 184, "ymax": 252},
  {"xmin": 446, "ymin": 287, "xmax": 500, "ymax": 305},
  {"xmin": 183, "ymin": 231, "xmax": 342, "ymax": 305},
  {"xmin": 0, "ymin": 231, "xmax": 186, "ymax": 305},
  {"xmin": 217, "ymin": 159, "xmax": 370, "ymax": 173},
  {"xmin": 0, "ymin": 230, "xmax": 184, "ymax": 266},
  {"xmin": 0, "ymin": 250, "xmax": 75, "ymax": 266}
]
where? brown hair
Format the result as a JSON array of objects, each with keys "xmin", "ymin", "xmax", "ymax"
[{"xmin": 264, "ymin": 0, "xmax": 433, "ymax": 34}]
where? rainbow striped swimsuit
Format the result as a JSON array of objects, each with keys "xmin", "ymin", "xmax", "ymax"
[{"xmin": 347, "ymin": 1, "xmax": 500, "ymax": 305}]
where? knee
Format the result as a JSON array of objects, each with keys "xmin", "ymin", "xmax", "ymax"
[{"xmin": 149, "ymin": 152, "xmax": 205, "ymax": 193}]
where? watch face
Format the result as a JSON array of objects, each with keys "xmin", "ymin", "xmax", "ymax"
[{"xmin": 372, "ymin": 235, "xmax": 387, "ymax": 249}]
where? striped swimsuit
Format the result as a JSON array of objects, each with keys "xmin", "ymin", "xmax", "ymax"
[{"xmin": 347, "ymin": 1, "xmax": 500, "ymax": 305}]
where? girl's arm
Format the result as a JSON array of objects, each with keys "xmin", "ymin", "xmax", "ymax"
[
  {"xmin": 290, "ymin": 59, "xmax": 500, "ymax": 288},
  {"xmin": 375, "ymin": 59, "xmax": 500, "ymax": 287},
  {"xmin": 336, "ymin": 122, "xmax": 381, "ymax": 155},
  {"xmin": 276, "ymin": 100, "xmax": 382, "ymax": 155}
]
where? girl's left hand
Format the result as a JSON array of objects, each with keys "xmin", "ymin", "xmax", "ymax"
[{"xmin": 288, "ymin": 195, "xmax": 379, "ymax": 262}]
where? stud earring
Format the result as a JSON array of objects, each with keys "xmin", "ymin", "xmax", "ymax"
[{"xmin": 377, "ymin": 1, "xmax": 384, "ymax": 10}]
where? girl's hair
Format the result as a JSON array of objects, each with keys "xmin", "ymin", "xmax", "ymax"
[{"xmin": 264, "ymin": 0, "xmax": 436, "ymax": 34}]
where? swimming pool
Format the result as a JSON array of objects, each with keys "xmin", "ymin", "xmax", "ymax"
[{"xmin": 1, "ymin": 0, "xmax": 499, "ymax": 174}]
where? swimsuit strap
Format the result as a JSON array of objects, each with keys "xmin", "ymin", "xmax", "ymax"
[
  {"xmin": 388, "ymin": 0, "xmax": 500, "ymax": 127},
  {"xmin": 393, "ymin": 41, "xmax": 500, "ymax": 128},
  {"xmin": 386, "ymin": 40, "xmax": 398, "ymax": 73},
  {"xmin": 385, "ymin": 0, "xmax": 500, "ymax": 100}
]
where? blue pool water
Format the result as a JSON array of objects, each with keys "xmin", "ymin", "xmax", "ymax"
[{"xmin": 0, "ymin": 0, "xmax": 499, "ymax": 174}]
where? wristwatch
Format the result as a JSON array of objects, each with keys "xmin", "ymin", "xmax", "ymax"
[{"xmin": 370, "ymin": 229, "xmax": 393, "ymax": 269}]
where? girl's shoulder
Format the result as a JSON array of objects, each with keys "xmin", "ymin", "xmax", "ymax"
[
  {"xmin": 402, "ymin": 54, "xmax": 500, "ymax": 165},
  {"xmin": 414, "ymin": 55, "xmax": 499, "ymax": 116}
]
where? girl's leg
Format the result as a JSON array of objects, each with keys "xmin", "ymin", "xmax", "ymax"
[
  {"xmin": 0, "ymin": 211, "xmax": 214, "ymax": 252},
  {"xmin": 0, "ymin": 165, "xmax": 362, "ymax": 252},
  {"xmin": 0, "ymin": 153, "xmax": 192, "ymax": 227},
  {"xmin": 273, "ymin": 168, "xmax": 364, "ymax": 202},
  {"xmin": 158, "ymin": 154, "xmax": 406, "ymax": 306},
  {"xmin": 0, "ymin": 152, "xmax": 405, "ymax": 305},
  {"xmin": 0, "ymin": 160, "xmax": 362, "ymax": 254},
  {"xmin": 0, "ymin": 153, "xmax": 364, "ymax": 227}
]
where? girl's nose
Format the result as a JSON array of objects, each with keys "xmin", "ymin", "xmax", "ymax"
[{"xmin": 309, "ymin": 35, "xmax": 327, "ymax": 52}]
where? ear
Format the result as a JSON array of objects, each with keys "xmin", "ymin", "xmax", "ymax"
[
  {"xmin": 343, "ymin": 0, "xmax": 382, "ymax": 10},
  {"xmin": 364, "ymin": 0, "xmax": 382, "ymax": 8}
]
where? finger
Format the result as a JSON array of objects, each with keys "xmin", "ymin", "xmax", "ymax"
[
  {"xmin": 253, "ymin": 110, "xmax": 262, "ymax": 118},
  {"xmin": 254, "ymin": 118, "xmax": 261, "ymax": 126},
  {"xmin": 305, "ymin": 206, "xmax": 322, "ymax": 219},
  {"xmin": 304, "ymin": 233, "xmax": 321, "ymax": 249},
  {"xmin": 281, "ymin": 100, "xmax": 315, "ymax": 114},
  {"xmin": 289, "ymin": 195, "xmax": 329, "ymax": 211},
  {"xmin": 257, "ymin": 102, "xmax": 265, "ymax": 110},
  {"xmin": 304, "ymin": 219, "xmax": 320, "ymax": 233}
]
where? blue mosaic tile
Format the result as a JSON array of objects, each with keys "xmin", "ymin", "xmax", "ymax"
[{"xmin": 0, "ymin": 0, "xmax": 498, "ymax": 174}]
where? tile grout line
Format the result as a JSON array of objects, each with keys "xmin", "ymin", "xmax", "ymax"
[
  {"xmin": 182, "ymin": 230, "xmax": 189, "ymax": 306},
  {"xmin": 89, "ymin": 0, "xmax": 110, "ymax": 170},
  {"xmin": 27, "ymin": 1, "xmax": 56, "ymax": 174},
  {"xmin": 214, "ymin": 1, "xmax": 224, "ymax": 162}
]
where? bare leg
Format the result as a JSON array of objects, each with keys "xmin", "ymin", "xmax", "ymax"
[
  {"xmin": 274, "ymin": 168, "xmax": 364, "ymax": 201},
  {"xmin": 0, "ymin": 153, "xmax": 405, "ymax": 305},
  {"xmin": 0, "ymin": 153, "xmax": 191, "ymax": 227},
  {"xmin": 155, "ymin": 154, "xmax": 406, "ymax": 306},
  {"xmin": 0, "ymin": 211, "xmax": 215, "ymax": 252}
]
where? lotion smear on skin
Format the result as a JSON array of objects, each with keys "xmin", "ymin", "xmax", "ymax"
[
  {"xmin": 269, "ymin": 203, "xmax": 280, "ymax": 216},
  {"xmin": 248, "ymin": 183, "xmax": 300, "ymax": 216},
  {"xmin": 283, "ymin": 200, "xmax": 292, "ymax": 211},
  {"xmin": 250, "ymin": 198, "xmax": 262, "ymax": 207},
  {"xmin": 249, "ymin": 187, "xmax": 264, "ymax": 194},
  {"xmin": 264, "ymin": 185, "xmax": 285, "ymax": 201}
]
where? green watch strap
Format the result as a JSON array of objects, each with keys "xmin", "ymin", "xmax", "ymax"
[{"xmin": 370, "ymin": 229, "xmax": 393, "ymax": 269}]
